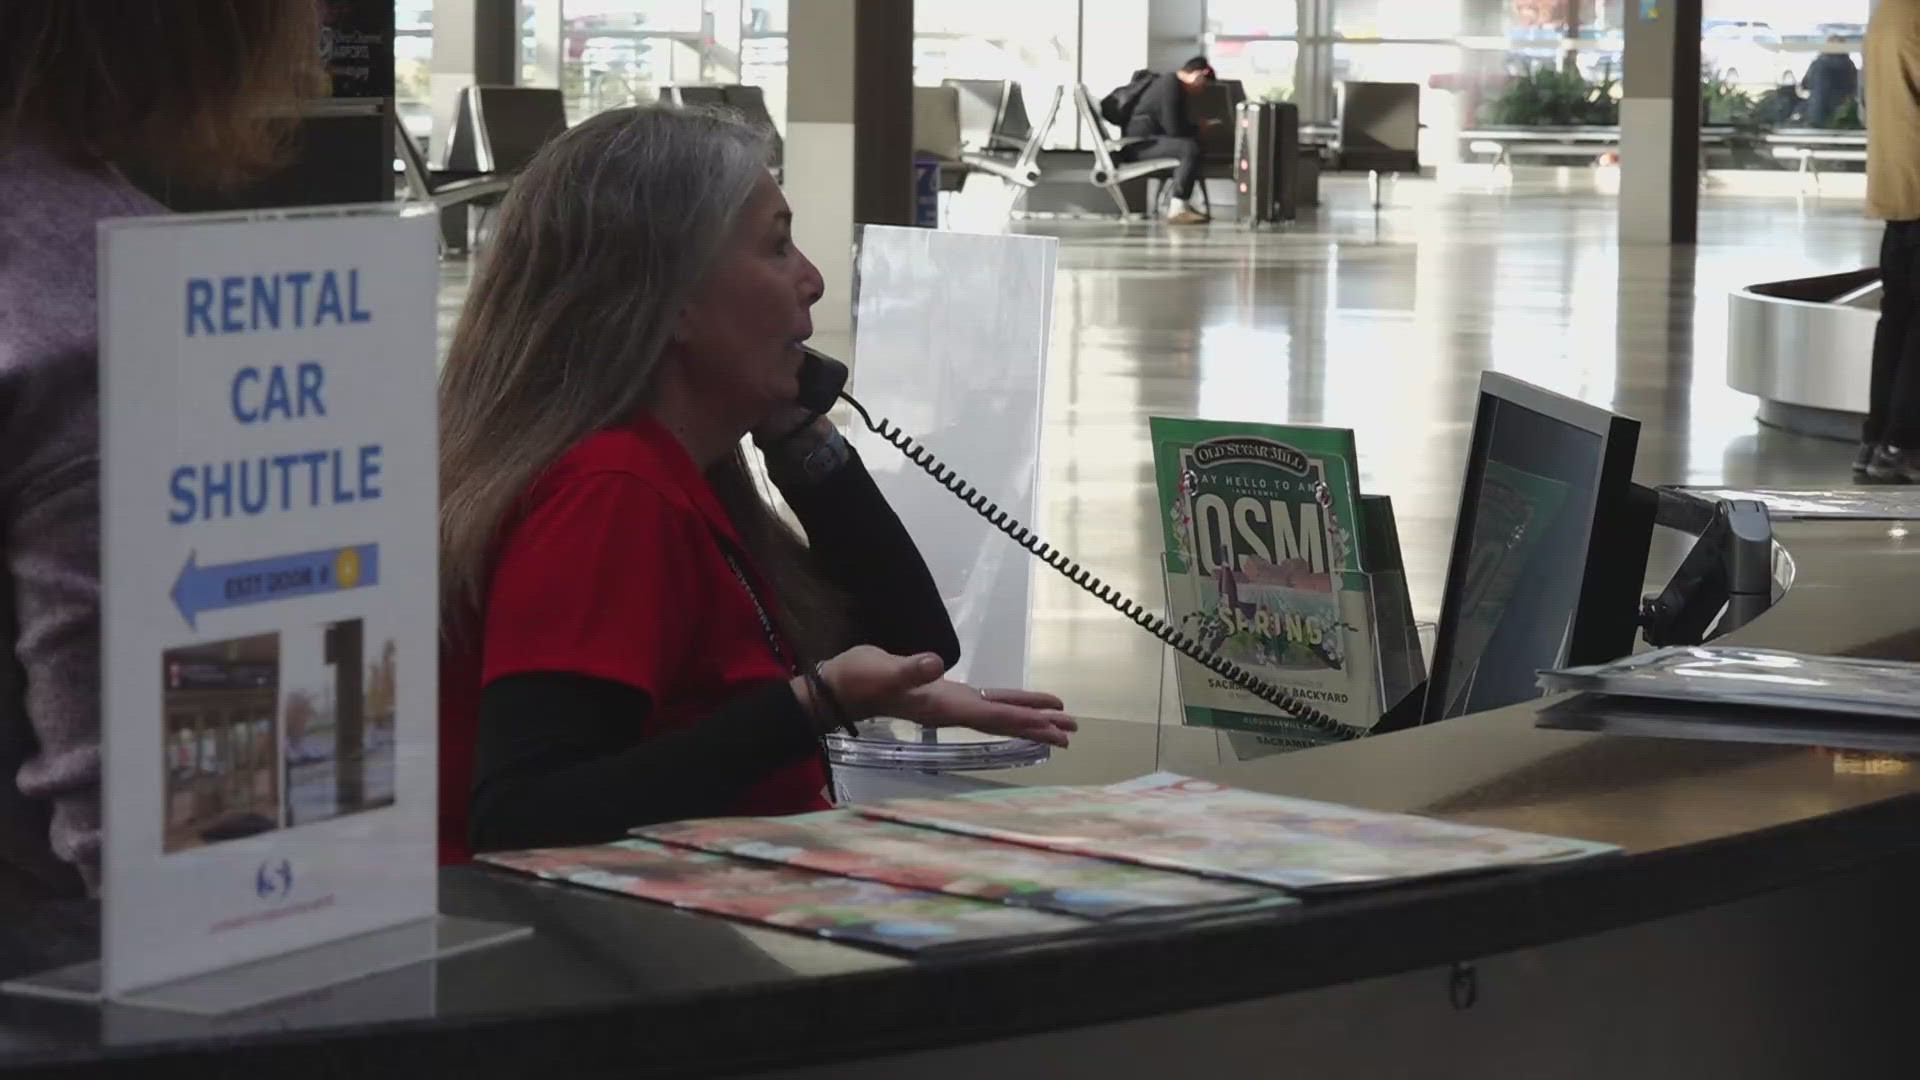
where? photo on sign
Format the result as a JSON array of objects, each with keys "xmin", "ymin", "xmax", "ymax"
[
  {"xmin": 163, "ymin": 633, "xmax": 283, "ymax": 855},
  {"xmin": 282, "ymin": 618, "xmax": 397, "ymax": 829}
]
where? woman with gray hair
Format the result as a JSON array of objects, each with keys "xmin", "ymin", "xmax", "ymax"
[{"xmin": 438, "ymin": 106, "xmax": 1073, "ymax": 862}]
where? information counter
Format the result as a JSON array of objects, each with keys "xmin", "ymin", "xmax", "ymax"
[{"xmin": 7, "ymin": 518, "xmax": 1920, "ymax": 1077}]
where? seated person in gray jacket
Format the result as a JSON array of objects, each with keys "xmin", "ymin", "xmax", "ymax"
[{"xmin": 1120, "ymin": 56, "xmax": 1221, "ymax": 224}]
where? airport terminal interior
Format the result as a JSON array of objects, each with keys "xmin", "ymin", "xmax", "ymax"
[
  {"xmin": 420, "ymin": 0, "xmax": 1881, "ymax": 733},
  {"xmin": 16, "ymin": 0, "xmax": 1920, "ymax": 1073},
  {"xmin": 439, "ymin": 185, "xmax": 1878, "ymax": 732}
]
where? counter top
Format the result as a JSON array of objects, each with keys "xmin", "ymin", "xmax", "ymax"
[{"xmin": 8, "ymin": 519, "xmax": 1920, "ymax": 1077}]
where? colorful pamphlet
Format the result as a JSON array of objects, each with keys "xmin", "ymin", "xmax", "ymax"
[
  {"xmin": 860, "ymin": 773, "xmax": 1617, "ymax": 892},
  {"xmin": 640, "ymin": 810, "xmax": 1288, "ymax": 921},
  {"xmin": 1150, "ymin": 417, "xmax": 1380, "ymax": 740},
  {"xmin": 479, "ymin": 839, "xmax": 1087, "ymax": 954}
]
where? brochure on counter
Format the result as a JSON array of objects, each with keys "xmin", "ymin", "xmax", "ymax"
[
  {"xmin": 639, "ymin": 810, "xmax": 1291, "ymax": 921},
  {"xmin": 859, "ymin": 773, "xmax": 1617, "ymax": 892},
  {"xmin": 1541, "ymin": 646, "xmax": 1920, "ymax": 721},
  {"xmin": 1149, "ymin": 418, "xmax": 1380, "ymax": 741},
  {"xmin": 479, "ymin": 839, "xmax": 1087, "ymax": 955},
  {"xmin": 1537, "ymin": 693, "xmax": 1920, "ymax": 754}
]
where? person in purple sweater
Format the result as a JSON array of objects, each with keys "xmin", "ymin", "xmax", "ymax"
[{"xmin": 0, "ymin": 2, "xmax": 325, "ymax": 898}]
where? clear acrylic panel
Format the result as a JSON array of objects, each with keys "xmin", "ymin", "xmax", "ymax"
[
  {"xmin": 3, "ymin": 915, "xmax": 527, "ymax": 1018},
  {"xmin": 846, "ymin": 225, "xmax": 1057, "ymax": 691},
  {"xmin": 827, "ymin": 225, "xmax": 1059, "ymax": 776}
]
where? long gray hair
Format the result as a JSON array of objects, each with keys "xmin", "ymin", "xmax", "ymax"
[{"xmin": 439, "ymin": 105, "xmax": 845, "ymax": 654}]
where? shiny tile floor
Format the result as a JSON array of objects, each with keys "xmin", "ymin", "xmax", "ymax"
[{"xmin": 439, "ymin": 179, "xmax": 1882, "ymax": 728}]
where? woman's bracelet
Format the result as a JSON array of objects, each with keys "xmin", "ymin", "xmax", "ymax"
[{"xmin": 806, "ymin": 661, "xmax": 860, "ymax": 737}]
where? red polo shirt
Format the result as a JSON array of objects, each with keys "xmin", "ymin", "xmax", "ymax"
[{"xmin": 439, "ymin": 417, "xmax": 832, "ymax": 864}]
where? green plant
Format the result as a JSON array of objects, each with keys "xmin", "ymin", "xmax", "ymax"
[
  {"xmin": 1701, "ymin": 66, "xmax": 1758, "ymax": 125},
  {"xmin": 1484, "ymin": 64, "xmax": 1619, "ymax": 126}
]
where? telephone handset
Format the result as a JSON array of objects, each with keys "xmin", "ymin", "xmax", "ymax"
[
  {"xmin": 796, "ymin": 345, "xmax": 849, "ymax": 416},
  {"xmin": 796, "ymin": 345, "xmax": 1367, "ymax": 744}
]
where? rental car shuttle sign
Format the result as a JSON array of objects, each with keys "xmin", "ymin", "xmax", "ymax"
[{"xmin": 98, "ymin": 205, "xmax": 437, "ymax": 996}]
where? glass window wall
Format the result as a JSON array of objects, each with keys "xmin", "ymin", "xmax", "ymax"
[
  {"xmin": 1208, "ymin": 0, "xmax": 1299, "ymax": 37},
  {"xmin": 1214, "ymin": 0, "xmax": 1636, "ymax": 160},
  {"xmin": 1698, "ymin": 0, "xmax": 1868, "ymax": 158},
  {"xmin": 519, "ymin": 1, "xmax": 740, "ymax": 126},
  {"xmin": 914, "ymin": 0, "xmax": 1081, "ymax": 148},
  {"xmin": 397, "ymin": 1, "xmax": 1877, "ymax": 174},
  {"xmin": 395, "ymin": 0, "xmax": 435, "ymax": 148}
]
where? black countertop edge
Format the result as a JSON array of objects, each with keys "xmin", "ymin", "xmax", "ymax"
[{"xmin": 24, "ymin": 788, "xmax": 1920, "ymax": 1079}]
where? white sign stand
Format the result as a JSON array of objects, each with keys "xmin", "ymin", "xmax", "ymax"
[
  {"xmin": 846, "ymin": 225, "xmax": 1058, "ymax": 691},
  {"xmin": 830, "ymin": 226, "xmax": 1059, "ymax": 784},
  {"xmin": 3, "ymin": 204, "xmax": 524, "ymax": 1014}
]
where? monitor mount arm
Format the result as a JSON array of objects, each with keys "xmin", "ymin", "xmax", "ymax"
[{"xmin": 1639, "ymin": 495, "xmax": 1774, "ymax": 648}]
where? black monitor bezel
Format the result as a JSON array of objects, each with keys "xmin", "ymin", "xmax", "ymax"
[{"xmin": 1420, "ymin": 371, "xmax": 1643, "ymax": 727}]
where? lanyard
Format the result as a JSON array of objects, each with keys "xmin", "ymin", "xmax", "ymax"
[
  {"xmin": 715, "ymin": 539, "xmax": 792, "ymax": 675},
  {"xmin": 713, "ymin": 533, "xmax": 847, "ymax": 804}
]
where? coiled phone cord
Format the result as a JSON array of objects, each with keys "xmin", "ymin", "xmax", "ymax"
[{"xmin": 840, "ymin": 393, "xmax": 1370, "ymax": 744}]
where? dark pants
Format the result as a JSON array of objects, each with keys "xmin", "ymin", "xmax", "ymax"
[
  {"xmin": 1804, "ymin": 91, "xmax": 1851, "ymax": 128},
  {"xmin": 1867, "ymin": 220, "xmax": 1920, "ymax": 447},
  {"xmin": 1120, "ymin": 136, "xmax": 1202, "ymax": 201}
]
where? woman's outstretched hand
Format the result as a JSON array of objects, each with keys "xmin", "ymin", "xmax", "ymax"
[
  {"xmin": 818, "ymin": 646, "xmax": 1075, "ymax": 747},
  {"xmin": 893, "ymin": 681, "xmax": 1075, "ymax": 747}
]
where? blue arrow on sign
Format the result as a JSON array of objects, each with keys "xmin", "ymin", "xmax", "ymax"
[{"xmin": 171, "ymin": 544, "xmax": 379, "ymax": 630}]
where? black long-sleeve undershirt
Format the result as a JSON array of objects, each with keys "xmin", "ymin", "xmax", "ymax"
[
  {"xmin": 468, "ymin": 447, "xmax": 958, "ymax": 853},
  {"xmin": 470, "ymin": 676, "xmax": 817, "ymax": 851}
]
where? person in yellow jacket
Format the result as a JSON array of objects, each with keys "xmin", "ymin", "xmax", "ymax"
[{"xmin": 1862, "ymin": 0, "xmax": 1920, "ymax": 480}]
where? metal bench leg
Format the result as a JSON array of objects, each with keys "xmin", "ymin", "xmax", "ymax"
[
  {"xmin": 440, "ymin": 204, "xmax": 468, "ymax": 257},
  {"xmin": 1008, "ymin": 182, "xmax": 1031, "ymax": 217},
  {"xmin": 1105, "ymin": 181, "xmax": 1134, "ymax": 220},
  {"xmin": 1369, "ymin": 170, "xmax": 1382, "ymax": 210}
]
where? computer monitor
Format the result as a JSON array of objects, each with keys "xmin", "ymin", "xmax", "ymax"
[{"xmin": 1420, "ymin": 373, "xmax": 1651, "ymax": 725}]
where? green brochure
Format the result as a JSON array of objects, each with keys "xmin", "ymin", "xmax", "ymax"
[{"xmin": 1150, "ymin": 417, "xmax": 1379, "ymax": 740}]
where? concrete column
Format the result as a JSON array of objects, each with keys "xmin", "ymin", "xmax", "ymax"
[
  {"xmin": 1297, "ymin": 0, "xmax": 1335, "ymax": 125},
  {"xmin": 1619, "ymin": 0, "xmax": 1702, "ymax": 245},
  {"xmin": 430, "ymin": 0, "xmax": 519, "ymax": 167},
  {"xmin": 785, "ymin": 0, "xmax": 914, "ymax": 342},
  {"xmin": 1149, "ymin": 0, "xmax": 1206, "ymax": 72}
]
